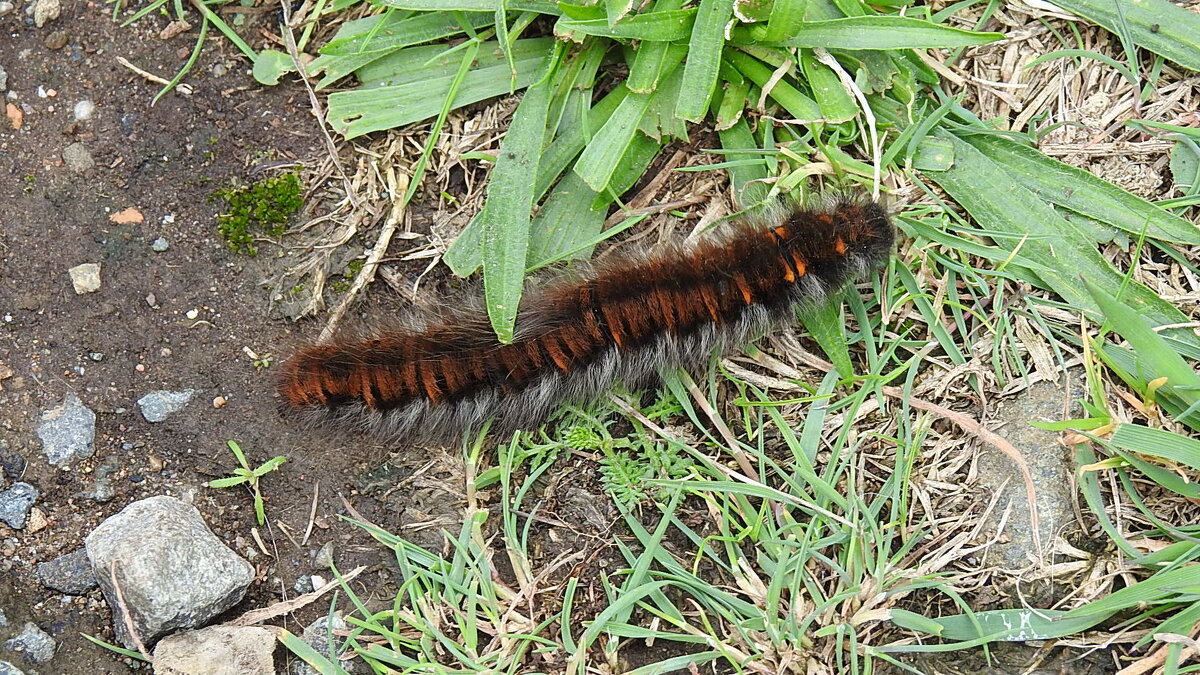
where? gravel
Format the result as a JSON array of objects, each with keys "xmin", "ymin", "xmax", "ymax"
[
  {"xmin": 0, "ymin": 483, "xmax": 38, "ymax": 529},
  {"xmin": 36, "ymin": 548, "xmax": 97, "ymax": 595},
  {"xmin": 35, "ymin": 394, "xmax": 96, "ymax": 467},
  {"xmin": 67, "ymin": 262, "xmax": 100, "ymax": 294},
  {"xmin": 3, "ymin": 623, "xmax": 56, "ymax": 664},
  {"xmin": 137, "ymin": 389, "xmax": 197, "ymax": 423}
]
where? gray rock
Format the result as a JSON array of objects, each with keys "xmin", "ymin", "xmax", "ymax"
[
  {"xmin": 0, "ymin": 608, "xmax": 6, "ymax": 626},
  {"xmin": 0, "ymin": 3, "xmax": 13, "ymax": 17},
  {"xmin": 3, "ymin": 622, "xmax": 55, "ymax": 664},
  {"xmin": 292, "ymin": 613, "xmax": 362, "ymax": 675},
  {"xmin": 0, "ymin": 64, "xmax": 7, "ymax": 91},
  {"xmin": 0, "ymin": 661, "xmax": 26, "ymax": 675},
  {"xmin": 312, "ymin": 541, "xmax": 334, "ymax": 570},
  {"xmin": 67, "ymin": 262, "xmax": 101, "ymax": 294},
  {"xmin": 36, "ymin": 394, "xmax": 96, "ymax": 467},
  {"xmin": 37, "ymin": 548, "xmax": 97, "ymax": 595},
  {"xmin": 152, "ymin": 625, "xmax": 274, "ymax": 675},
  {"xmin": 0, "ymin": 483, "xmax": 38, "ymax": 529},
  {"xmin": 137, "ymin": 390, "xmax": 196, "ymax": 423},
  {"xmin": 151, "ymin": 237, "xmax": 169, "ymax": 252},
  {"xmin": 62, "ymin": 142, "xmax": 94, "ymax": 174},
  {"xmin": 84, "ymin": 496, "xmax": 254, "ymax": 649}
]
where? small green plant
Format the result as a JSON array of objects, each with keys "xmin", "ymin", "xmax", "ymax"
[
  {"xmin": 211, "ymin": 173, "xmax": 303, "ymax": 256},
  {"xmin": 329, "ymin": 258, "xmax": 366, "ymax": 293},
  {"xmin": 205, "ymin": 441, "xmax": 286, "ymax": 525}
]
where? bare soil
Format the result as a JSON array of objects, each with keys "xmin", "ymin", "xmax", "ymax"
[{"xmin": 0, "ymin": 7, "xmax": 474, "ymax": 673}]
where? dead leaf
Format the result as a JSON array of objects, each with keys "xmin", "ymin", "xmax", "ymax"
[{"xmin": 110, "ymin": 207, "xmax": 144, "ymax": 224}]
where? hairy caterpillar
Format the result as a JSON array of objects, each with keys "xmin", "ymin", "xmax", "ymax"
[{"xmin": 278, "ymin": 196, "xmax": 895, "ymax": 442}]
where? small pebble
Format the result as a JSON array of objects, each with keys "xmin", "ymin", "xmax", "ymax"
[
  {"xmin": 44, "ymin": 30, "xmax": 66, "ymax": 50},
  {"xmin": 73, "ymin": 99, "xmax": 93, "ymax": 120},
  {"xmin": 0, "ymin": 64, "xmax": 7, "ymax": 91},
  {"xmin": 25, "ymin": 507, "xmax": 48, "ymax": 533},
  {"xmin": 211, "ymin": 62, "xmax": 227, "ymax": 78},
  {"xmin": 313, "ymin": 541, "xmax": 335, "ymax": 570},
  {"xmin": 185, "ymin": 309, "xmax": 198, "ymax": 320},
  {"xmin": 0, "ymin": 2, "xmax": 14, "ymax": 16},
  {"xmin": 135, "ymin": 364, "xmax": 145, "ymax": 373},
  {"xmin": 212, "ymin": 396, "xmax": 226, "ymax": 409},
  {"xmin": 89, "ymin": 352, "xmax": 103, "ymax": 361},
  {"xmin": 150, "ymin": 237, "xmax": 169, "ymax": 252},
  {"xmin": 120, "ymin": 443, "xmax": 134, "ymax": 451},
  {"xmin": 145, "ymin": 293, "xmax": 156, "ymax": 307},
  {"xmin": 137, "ymin": 389, "xmax": 196, "ymax": 423},
  {"xmin": 130, "ymin": 475, "xmax": 143, "ymax": 484},
  {"xmin": 67, "ymin": 262, "xmax": 100, "ymax": 294}
]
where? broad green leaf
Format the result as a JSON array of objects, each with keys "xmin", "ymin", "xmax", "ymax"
[
  {"xmin": 375, "ymin": 0, "xmax": 558, "ymax": 12},
  {"xmin": 327, "ymin": 38, "xmax": 555, "ymax": 138},
  {"xmin": 252, "ymin": 50, "xmax": 295, "ymax": 85},
  {"xmin": 675, "ymin": 0, "xmax": 734, "ymax": 121},
  {"xmin": 725, "ymin": 49, "xmax": 823, "ymax": 122},
  {"xmin": 800, "ymin": 50, "xmax": 856, "ymax": 124},
  {"xmin": 913, "ymin": 608, "xmax": 1112, "ymax": 642},
  {"xmin": 743, "ymin": 16, "xmax": 1004, "ymax": 50},
  {"xmin": 919, "ymin": 132, "xmax": 1197, "ymax": 349},
  {"xmin": 556, "ymin": 9, "xmax": 695, "ymax": 40},
  {"xmin": 963, "ymin": 132, "xmax": 1200, "ymax": 246},
  {"xmin": 482, "ymin": 65, "xmax": 556, "ymax": 342},
  {"xmin": 1062, "ymin": 563, "xmax": 1200, "ymax": 618},
  {"xmin": 574, "ymin": 90, "xmax": 657, "ymax": 191},
  {"xmin": 1110, "ymin": 424, "xmax": 1200, "ymax": 473},
  {"xmin": 799, "ymin": 293, "xmax": 853, "ymax": 377},
  {"xmin": 444, "ymin": 87, "xmax": 629, "ymax": 276},
  {"xmin": 1048, "ymin": 0, "xmax": 1200, "ymax": 72},
  {"xmin": 318, "ymin": 11, "xmax": 494, "ymax": 55}
]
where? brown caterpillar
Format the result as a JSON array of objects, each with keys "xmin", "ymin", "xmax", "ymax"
[{"xmin": 278, "ymin": 195, "xmax": 895, "ymax": 442}]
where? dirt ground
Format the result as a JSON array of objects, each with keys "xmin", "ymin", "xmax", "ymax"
[{"xmin": 0, "ymin": 6, "xmax": 510, "ymax": 673}]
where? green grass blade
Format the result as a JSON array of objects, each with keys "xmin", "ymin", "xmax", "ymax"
[
  {"xmin": 1047, "ymin": 0, "xmax": 1200, "ymax": 71},
  {"xmin": 892, "ymin": 607, "xmax": 1113, "ymax": 643},
  {"xmin": 319, "ymin": 11, "xmax": 493, "ymax": 55},
  {"xmin": 327, "ymin": 38, "xmax": 555, "ymax": 138},
  {"xmin": 748, "ymin": 16, "xmax": 1004, "ymax": 50},
  {"xmin": 444, "ymin": 86, "xmax": 628, "ymax": 276},
  {"xmin": 918, "ymin": 132, "xmax": 1196, "ymax": 347},
  {"xmin": 963, "ymin": 132, "xmax": 1200, "ymax": 246},
  {"xmin": 1110, "ymin": 424, "xmax": 1200, "ymax": 474},
  {"xmin": 717, "ymin": 118, "xmax": 770, "ymax": 206},
  {"xmin": 556, "ymin": 9, "xmax": 695, "ymax": 40},
  {"xmin": 798, "ymin": 293, "xmax": 853, "ymax": 377},
  {"xmin": 725, "ymin": 49, "xmax": 823, "ymax": 122},
  {"xmin": 674, "ymin": 0, "xmax": 733, "ymax": 122},
  {"xmin": 482, "ymin": 60, "xmax": 557, "ymax": 342},
  {"xmin": 574, "ymin": 89, "xmax": 656, "ymax": 192},
  {"xmin": 376, "ymin": 0, "xmax": 559, "ymax": 13},
  {"xmin": 1084, "ymin": 278, "xmax": 1200, "ymax": 426}
]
